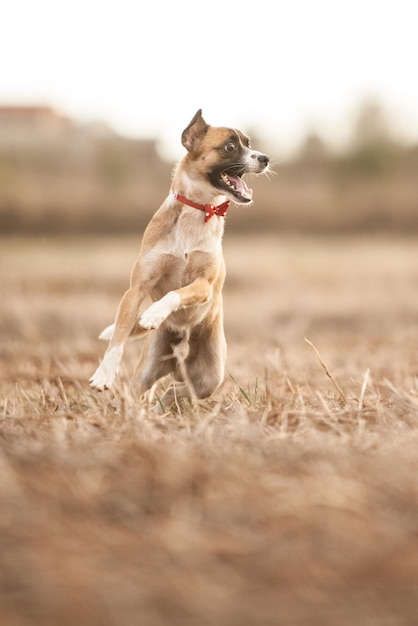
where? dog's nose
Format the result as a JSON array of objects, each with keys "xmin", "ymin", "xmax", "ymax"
[
  {"xmin": 257, "ymin": 153, "xmax": 269, "ymax": 165},
  {"xmin": 251, "ymin": 152, "xmax": 269, "ymax": 165}
]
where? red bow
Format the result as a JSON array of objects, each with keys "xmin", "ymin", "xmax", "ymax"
[{"xmin": 173, "ymin": 192, "xmax": 230, "ymax": 223}]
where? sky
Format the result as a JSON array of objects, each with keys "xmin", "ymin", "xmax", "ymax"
[{"xmin": 1, "ymin": 0, "xmax": 418, "ymax": 159}]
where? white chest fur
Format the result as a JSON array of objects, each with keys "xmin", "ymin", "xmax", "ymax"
[{"xmin": 167, "ymin": 207, "xmax": 224, "ymax": 259}]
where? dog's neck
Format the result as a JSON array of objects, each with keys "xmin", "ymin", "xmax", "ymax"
[
  {"xmin": 171, "ymin": 192, "xmax": 230, "ymax": 223},
  {"xmin": 171, "ymin": 166, "xmax": 228, "ymax": 208}
]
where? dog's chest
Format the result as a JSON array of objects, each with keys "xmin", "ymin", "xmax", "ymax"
[
  {"xmin": 169, "ymin": 212, "xmax": 223, "ymax": 259},
  {"xmin": 148, "ymin": 211, "xmax": 224, "ymax": 300}
]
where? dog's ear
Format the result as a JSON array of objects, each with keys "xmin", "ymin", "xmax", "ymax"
[{"xmin": 181, "ymin": 109, "xmax": 209, "ymax": 151}]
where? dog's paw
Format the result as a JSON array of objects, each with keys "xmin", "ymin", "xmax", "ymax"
[
  {"xmin": 98, "ymin": 323, "xmax": 115, "ymax": 341},
  {"xmin": 89, "ymin": 367, "xmax": 115, "ymax": 391},
  {"xmin": 89, "ymin": 345, "xmax": 123, "ymax": 391},
  {"xmin": 139, "ymin": 291, "xmax": 180, "ymax": 330}
]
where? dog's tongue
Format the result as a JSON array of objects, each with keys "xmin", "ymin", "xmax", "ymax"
[{"xmin": 230, "ymin": 175, "xmax": 253, "ymax": 200}]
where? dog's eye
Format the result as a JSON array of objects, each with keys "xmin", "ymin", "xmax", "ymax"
[{"xmin": 224, "ymin": 142, "xmax": 236, "ymax": 152}]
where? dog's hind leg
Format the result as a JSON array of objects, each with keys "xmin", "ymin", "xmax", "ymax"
[
  {"xmin": 132, "ymin": 327, "xmax": 185, "ymax": 395},
  {"xmin": 159, "ymin": 317, "xmax": 227, "ymax": 408},
  {"xmin": 188, "ymin": 315, "xmax": 226, "ymax": 398}
]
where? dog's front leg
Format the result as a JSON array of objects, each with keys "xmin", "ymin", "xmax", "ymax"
[
  {"xmin": 90, "ymin": 262, "xmax": 152, "ymax": 391},
  {"xmin": 89, "ymin": 286, "xmax": 143, "ymax": 390},
  {"xmin": 139, "ymin": 291, "xmax": 182, "ymax": 330},
  {"xmin": 89, "ymin": 344, "xmax": 124, "ymax": 391},
  {"xmin": 139, "ymin": 275, "xmax": 213, "ymax": 330}
]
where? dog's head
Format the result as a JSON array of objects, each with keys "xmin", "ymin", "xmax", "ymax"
[{"xmin": 181, "ymin": 109, "xmax": 269, "ymax": 204}]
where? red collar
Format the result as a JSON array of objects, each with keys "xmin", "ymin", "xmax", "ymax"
[{"xmin": 172, "ymin": 192, "xmax": 230, "ymax": 223}]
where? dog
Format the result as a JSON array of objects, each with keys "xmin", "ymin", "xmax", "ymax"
[{"xmin": 89, "ymin": 109, "xmax": 269, "ymax": 405}]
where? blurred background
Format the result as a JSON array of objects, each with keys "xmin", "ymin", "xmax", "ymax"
[
  {"xmin": 2, "ymin": 5, "xmax": 418, "ymax": 624},
  {"xmin": 1, "ymin": 0, "xmax": 417, "ymax": 236}
]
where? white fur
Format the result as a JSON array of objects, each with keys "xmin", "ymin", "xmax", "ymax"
[
  {"xmin": 89, "ymin": 345, "xmax": 123, "ymax": 390},
  {"xmin": 155, "ymin": 197, "xmax": 224, "ymax": 259},
  {"xmin": 139, "ymin": 291, "xmax": 181, "ymax": 330},
  {"xmin": 99, "ymin": 323, "xmax": 115, "ymax": 341},
  {"xmin": 246, "ymin": 149, "xmax": 269, "ymax": 173}
]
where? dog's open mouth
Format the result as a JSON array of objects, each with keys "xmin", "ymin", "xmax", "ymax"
[{"xmin": 219, "ymin": 172, "xmax": 253, "ymax": 203}]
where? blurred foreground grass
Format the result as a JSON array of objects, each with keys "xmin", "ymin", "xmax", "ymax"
[{"xmin": 0, "ymin": 234, "xmax": 418, "ymax": 625}]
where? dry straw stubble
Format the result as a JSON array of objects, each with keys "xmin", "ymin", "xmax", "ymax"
[{"xmin": 1, "ymin": 234, "xmax": 418, "ymax": 625}]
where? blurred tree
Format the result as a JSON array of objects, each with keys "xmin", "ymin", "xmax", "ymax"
[
  {"xmin": 297, "ymin": 130, "xmax": 330, "ymax": 164},
  {"xmin": 350, "ymin": 98, "xmax": 394, "ymax": 147},
  {"xmin": 341, "ymin": 99, "xmax": 401, "ymax": 176}
]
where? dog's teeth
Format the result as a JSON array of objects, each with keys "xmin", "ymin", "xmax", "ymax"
[{"xmin": 221, "ymin": 173, "xmax": 235, "ymax": 189}]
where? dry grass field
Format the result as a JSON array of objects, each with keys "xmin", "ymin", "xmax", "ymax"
[{"xmin": 1, "ymin": 233, "xmax": 418, "ymax": 625}]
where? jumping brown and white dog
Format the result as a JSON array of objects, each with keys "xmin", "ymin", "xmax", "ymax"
[{"xmin": 89, "ymin": 110, "xmax": 269, "ymax": 405}]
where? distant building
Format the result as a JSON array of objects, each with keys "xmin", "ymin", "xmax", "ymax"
[
  {"xmin": 0, "ymin": 105, "xmax": 72, "ymax": 147},
  {"xmin": 0, "ymin": 104, "xmax": 67, "ymax": 125},
  {"xmin": 0, "ymin": 103, "xmax": 167, "ymax": 172}
]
